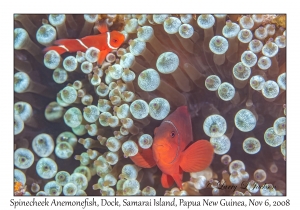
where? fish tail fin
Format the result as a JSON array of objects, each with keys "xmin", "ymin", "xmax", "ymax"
[
  {"xmin": 54, "ymin": 39, "xmax": 88, "ymax": 52},
  {"xmin": 43, "ymin": 45, "xmax": 68, "ymax": 54},
  {"xmin": 180, "ymin": 140, "xmax": 214, "ymax": 172},
  {"xmin": 161, "ymin": 173, "xmax": 174, "ymax": 189},
  {"xmin": 129, "ymin": 147, "xmax": 156, "ymax": 168}
]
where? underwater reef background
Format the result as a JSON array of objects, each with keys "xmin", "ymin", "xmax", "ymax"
[{"xmin": 13, "ymin": 14, "xmax": 286, "ymax": 196}]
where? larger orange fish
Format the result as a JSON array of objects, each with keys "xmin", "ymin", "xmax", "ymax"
[
  {"xmin": 130, "ymin": 106, "xmax": 214, "ymax": 189},
  {"xmin": 43, "ymin": 22, "xmax": 125, "ymax": 65}
]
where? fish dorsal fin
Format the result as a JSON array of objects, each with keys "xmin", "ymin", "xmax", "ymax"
[
  {"xmin": 180, "ymin": 140, "xmax": 214, "ymax": 172},
  {"xmin": 161, "ymin": 173, "xmax": 174, "ymax": 188},
  {"xmin": 95, "ymin": 20, "xmax": 109, "ymax": 34},
  {"xmin": 129, "ymin": 148, "xmax": 156, "ymax": 168}
]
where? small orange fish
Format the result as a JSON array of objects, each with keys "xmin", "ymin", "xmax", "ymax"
[
  {"xmin": 43, "ymin": 22, "xmax": 125, "ymax": 65},
  {"xmin": 131, "ymin": 106, "xmax": 214, "ymax": 189},
  {"xmin": 14, "ymin": 181, "xmax": 26, "ymax": 196},
  {"xmin": 14, "ymin": 181, "xmax": 23, "ymax": 192}
]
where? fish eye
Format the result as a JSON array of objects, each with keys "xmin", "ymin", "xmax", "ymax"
[
  {"xmin": 113, "ymin": 39, "xmax": 117, "ymax": 43},
  {"xmin": 170, "ymin": 131, "xmax": 175, "ymax": 138}
]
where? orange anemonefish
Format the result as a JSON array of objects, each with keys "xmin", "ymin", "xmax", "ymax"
[
  {"xmin": 130, "ymin": 106, "xmax": 214, "ymax": 190},
  {"xmin": 43, "ymin": 22, "xmax": 125, "ymax": 65},
  {"xmin": 14, "ymin": 181, "xmax": 26, "ymax": 196}
]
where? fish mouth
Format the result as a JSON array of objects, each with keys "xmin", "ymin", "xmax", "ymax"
[
  {"xmin": 152, "ymin": 144, "xmax": 165, "ymax": 151},
  {"xmin": 153, "ymin": 143, "xmax": 171, "ymax": 150}
]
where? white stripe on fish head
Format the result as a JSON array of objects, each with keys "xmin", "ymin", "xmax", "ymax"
[
  {"xmin": 163, "ymin": 120, "xmax": 180, "ymax": 164},
  {"xmin": 106, "ymin": 32, "xmax": 118, "ymax": 50}
]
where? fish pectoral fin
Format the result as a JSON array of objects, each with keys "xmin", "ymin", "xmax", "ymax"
[
  {"xmin": 95, "ymin": 20, "xmax": 109, "ymax": 34},
  {"xmin": 97, "ymin": 49, "xmax": 109, "ymax": 65},
  {"xmin": 129, "ymin": 148, "xmax": 156, "ymax": 168},
  {"xmin": 180, "ymin": 140, "xmax": 214, "ymax": 172},
  {"xmin": 161, "ymin": 173, "xmax": 174, "ymax": 189}
]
